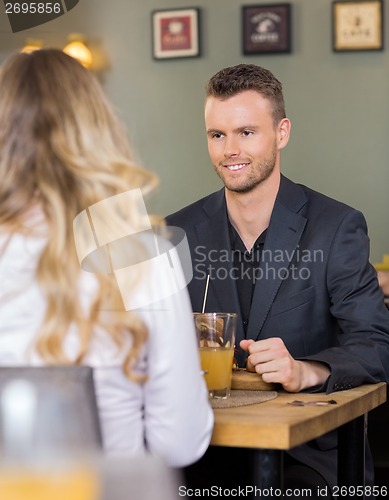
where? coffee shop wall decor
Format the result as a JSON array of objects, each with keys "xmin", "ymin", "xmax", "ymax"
[{"xmin": 242, "ymin": 3, "xmax": 292, "ymax": 55}]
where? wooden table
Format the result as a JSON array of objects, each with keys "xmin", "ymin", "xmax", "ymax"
[{"xmin": 211, "ymin": 383, "xmax": 387, "ymax": 494}]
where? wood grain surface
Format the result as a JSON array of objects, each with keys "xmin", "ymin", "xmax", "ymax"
[
  {"xmin": 231, "ymin": 369, "xmax": 277, "ymax": 391},
  {"xmin": 211, "ymin": 382, "xmax": 387, "ymax": 450}
]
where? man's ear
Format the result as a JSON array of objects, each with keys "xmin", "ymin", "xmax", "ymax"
[{"xmin": 277, "ymin": 118, "xmax": 291, "ymax": 150}]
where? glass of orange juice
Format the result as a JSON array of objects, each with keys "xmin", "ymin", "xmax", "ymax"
[
  {"xmin": 0, "ymin": 463, "xmax": 99, "ymax": 500},
  {"xmin": 194, "ymin": 312, "xmax": 237, "ymax": 399}
]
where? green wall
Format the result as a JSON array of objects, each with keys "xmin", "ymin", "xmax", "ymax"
[{"xmin": 0, "ymin": 0, "xmax": 388, "ymax": 261}]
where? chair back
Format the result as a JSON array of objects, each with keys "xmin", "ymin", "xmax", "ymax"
[{"xmin": 0, "ymin": 366, "xmax": 102, "ymax": 453}]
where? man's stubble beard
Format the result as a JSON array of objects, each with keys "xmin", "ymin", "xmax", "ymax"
[{"xmin": 214, "ymin": 141, "xmax": 277, "ymax": 194}]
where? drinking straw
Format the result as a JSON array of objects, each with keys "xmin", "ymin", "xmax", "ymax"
[{"xmin": 201, "ymin": 274, "xmax": 210, "ymax": 313}]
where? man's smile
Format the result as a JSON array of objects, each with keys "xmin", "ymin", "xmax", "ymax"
[{"xmin": 222, "ymin": 163, "xmax": 249, "ymax": 171}]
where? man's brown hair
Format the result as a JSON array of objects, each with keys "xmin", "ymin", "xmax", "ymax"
[{"xmin": 206, "ymin": 64, "xmax": 286, "ymax": 126}]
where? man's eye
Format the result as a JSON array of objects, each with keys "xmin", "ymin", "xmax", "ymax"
[
  {"xmin": 242, "ymin": 130, "xmax": 253, "ymax": 136},
  {"xmin": 211, "ymin": 133, "xmax": 223, "ymax": 139}
]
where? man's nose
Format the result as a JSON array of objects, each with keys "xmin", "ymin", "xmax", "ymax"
[{"xmin": 224, "ymin": 137, "xmax": 240, "ymax": 157}]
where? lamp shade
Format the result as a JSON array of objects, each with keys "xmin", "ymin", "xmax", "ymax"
[
  {"xmin": 21, "ymin": 39, "xmax": 43, "ymax": 53},
  {"xmin": 63, "ymin": 34, "xmax": 92, "ymax": 69}
]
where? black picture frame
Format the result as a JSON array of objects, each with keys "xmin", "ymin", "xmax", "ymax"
[
  {"xmin": 332, "ymin": 0, "xmax": 384, "ymax": 52},
  {"xmin": 151, "ymin": 7, "xmax": 201, "ymax": 60},
  {"xmin": 242, "ymin": 3, "xmax": 292, "ymax": 55}
]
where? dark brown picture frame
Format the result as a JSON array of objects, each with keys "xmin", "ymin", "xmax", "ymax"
[
  {"xmin": 332, "ymin": 0, "xmax": 384, "ymax": 52},
  {"xmin": 242, "ymin": 4, "xmax": 291, "ymax": 55},
  {"xmin": 151, "ymin": 7, "xmax": 201, "ymax": 60}
]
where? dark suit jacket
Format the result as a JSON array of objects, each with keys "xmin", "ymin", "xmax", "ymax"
[{"xmin": 167, "ymin": 175, "xmax": 389, "ymax": 487}]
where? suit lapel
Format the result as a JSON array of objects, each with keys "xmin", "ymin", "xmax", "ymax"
[
  {"xmin": 193, "ymin": 177, "xmax": 308, "ymax": 355},
  {"xmin": 246, "ymin": 176, "xmax": 308, "ymax": 341}
]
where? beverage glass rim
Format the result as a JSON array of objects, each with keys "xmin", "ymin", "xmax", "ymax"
[{"xmin": 193, "ymin": 312, "xmax": 237, "ymax": 318}]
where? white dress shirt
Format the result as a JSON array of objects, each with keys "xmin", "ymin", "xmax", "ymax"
[{"xmin": 0, "ymin": 229, "xmax": 213, "ymax": 467}]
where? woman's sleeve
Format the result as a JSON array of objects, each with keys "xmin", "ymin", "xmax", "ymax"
[{"xmin": 140, "ymin": 248, "xmax": 214, "ymax": 467}]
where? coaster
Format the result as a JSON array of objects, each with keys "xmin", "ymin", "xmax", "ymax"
[{"xmin": 210, "ymin": 390, "xmax": 278, "ymax": 409}]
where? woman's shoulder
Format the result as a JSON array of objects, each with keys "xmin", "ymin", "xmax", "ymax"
[{"xmin": 116, "ymin": 228, "xmax": 192, "ymax": 313}]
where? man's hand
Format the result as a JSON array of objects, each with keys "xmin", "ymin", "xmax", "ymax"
[{"xmin": 240, "ymin": 338, "xmax": 330, "ymax": 393}]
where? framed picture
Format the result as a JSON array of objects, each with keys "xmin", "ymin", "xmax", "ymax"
[
  {"xmin": 332, "ymin": 0, "xmax": 383, "ymax": 51},
  {"xmin": 242, "ymin": 4, "xmax": 291, "ymax": 55},
  {"xmin": 152, "ymin": 8, "xmax": 200, "ymax": 60}
]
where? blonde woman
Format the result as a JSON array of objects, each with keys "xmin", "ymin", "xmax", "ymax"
[{"xmin": 0, "ymin": 49, "xmax": 213, "ymax": 466}]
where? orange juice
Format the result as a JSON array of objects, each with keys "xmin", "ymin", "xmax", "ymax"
[
  {"xmin": 200, "ymin": 347, "xmax": 234, "ymax": 391},
  {"xmin": 0, "ymin": 467, "xmax": 99, "ymax": 500}
]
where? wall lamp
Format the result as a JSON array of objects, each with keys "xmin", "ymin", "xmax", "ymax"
[
  {"xmin": 21, "ymin": 33, "xmax": 93, "ymax": 69},
  {"xmin": 21, "ymin": 38, "xmax": 43, "ymax": 54},
  {"xmin": 63, "ymin": 33, "xmax": 93, "ymax": 69}
]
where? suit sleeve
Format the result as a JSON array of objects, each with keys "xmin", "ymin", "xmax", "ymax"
[{"xmin": 303, "ymin": 210, "xmax": 389, "ymax": 393}]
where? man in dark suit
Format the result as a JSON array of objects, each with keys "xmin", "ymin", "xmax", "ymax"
[{"xmin": 167, "ymin": 64, "xmax": 389, "ymax": 495}]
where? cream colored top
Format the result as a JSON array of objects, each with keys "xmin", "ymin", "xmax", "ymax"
[{"xmin": 0, "ymin": 230, "xmax": 213, "ymax": 467}]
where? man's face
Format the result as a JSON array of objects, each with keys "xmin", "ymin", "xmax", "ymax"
[{"xmin": 205, "ymin": 90, "xmax": 287, "ymax": 194}]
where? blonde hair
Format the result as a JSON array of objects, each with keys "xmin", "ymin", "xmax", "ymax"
[{"xmin": 0, "ymin": 49, "xmax": 158, "ymax": 380}]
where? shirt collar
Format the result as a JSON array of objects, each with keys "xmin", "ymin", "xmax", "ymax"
[{"xmin": 228, "ymin": 219, "xmax": 267, "ymax": 254}]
